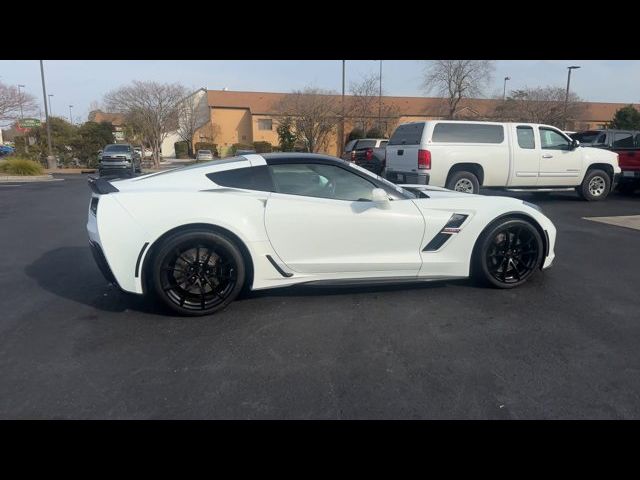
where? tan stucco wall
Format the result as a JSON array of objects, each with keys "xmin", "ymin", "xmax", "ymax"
[{"xmin": 211, "ymin": 107, "xmax": 253, "ymax": 147}]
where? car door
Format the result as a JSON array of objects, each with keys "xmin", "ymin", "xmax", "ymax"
[
  {"xmin": 264, "ymin": 162, "xmax": 425, "ymax": 275},
  {"xmin": 538, "ymin": 126, "xmax": 583, "ymax": 186},
  {"xmin": 509, "ymin": 125, "xmax": 540, "ymax": 186}
]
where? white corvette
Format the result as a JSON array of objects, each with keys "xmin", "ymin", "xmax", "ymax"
[{"xmin": 87, "ymin": 153, "xmax": 557, "ymax": 316}]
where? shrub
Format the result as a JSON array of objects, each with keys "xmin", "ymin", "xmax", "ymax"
[
  {"xmin": 365, "ymin": 127, "xmax": 384, "ymax": 138},
  {"xmin": 252, "ymin": 141, "xmax": 272, "ymax": 153},
  {"xmin": 174, "ymin": 141, "xmax": 189, "ymax": 159},
  {"xmin": 194, "ymin": 142, "xmax": 218, "ymax": 157},
  {"xmin": 0, "ymin": 157, "xmax": 45, "ymax": 176}
]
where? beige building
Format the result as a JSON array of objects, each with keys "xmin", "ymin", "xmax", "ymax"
[{"xmin": 90, "ymin": 90, "xmax": 640, "ymax": 157}]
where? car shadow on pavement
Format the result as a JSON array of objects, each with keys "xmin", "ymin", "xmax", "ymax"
[{"xmin": 24, "ymin": 246, "xmax": 165, "ymax": 315}]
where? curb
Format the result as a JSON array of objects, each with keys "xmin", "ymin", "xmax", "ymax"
[{"xmin": 0, "ymin": 174, "xmax": 58, "ymax": 183}]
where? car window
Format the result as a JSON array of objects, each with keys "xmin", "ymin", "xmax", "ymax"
[
  {"xmin": 104, "ymin": 145, "xmax": 131, "ymax": 153},
  {"xmin": 199, "ymin": 150, "xmax": 212, "ymax": 154},
  {"xmin": 516, "ymin": 126, "xmax": 535, "ymax": 149},
  {"xmin": 635, "ymin": 134, "xmax": 640, "ymax": 148},
  {"xmin": 432, "ymin": 123, "xmax": 504, "ymax": 143},
  {"xmin": 355, "ymin": 139, "xmax": 376, "ymax": 149},
  {"xmin": 206, "ymin": 166, "xmax": 274, "ymax": 191},
  {"xmin": 613, "ymin": 132, "xmax": 634, "ymax": 148},
  {"xmin": 379, "ymin": 141, "xmax": 388, "ymax": 148},
  {"xmin": 270, "ymin": 163, "xmax": 377, "ymax": 201},
  {"xmin": 571, "ymin": 131, "xmax": 601, "ymax": 145},
  {"xmin": 388, "ymin": 123, "xmax": 425, "ymax": 146},
  {"xmin": 344, "ymin": 140, "xmax": 357, "ymax": 152},
  {"xmin": 539, "ymin": 128, "xmax": 571, "ymax": 150}
]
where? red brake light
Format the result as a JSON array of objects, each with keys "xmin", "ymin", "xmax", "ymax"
[
  {"xmin": 365, "ymin": 148, "xmax": 373, "ymax": 161},
  {"xmin": 418, "ymin": 149, "xmax": 431, "ymax": 169}
]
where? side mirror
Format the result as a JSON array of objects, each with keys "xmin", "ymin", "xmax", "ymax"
[
  {"xmin": 571, "ymin": 139, "xmax": 580, "ymax": 149},
  {"xmin": 371, "ymin": 188, "xmax": 390, "ymax": 208}
]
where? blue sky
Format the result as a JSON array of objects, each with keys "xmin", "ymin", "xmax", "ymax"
[{"xmin": 1, "ymin": 60, "xmax": 638, "ymax": 123}]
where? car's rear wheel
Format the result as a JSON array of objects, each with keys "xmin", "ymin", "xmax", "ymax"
[
  {"xmin": 473, "ymin": 218, "xmax": 544, "ymax": 289},
  {"xmin": 149, "ymin": 230, "xmax": 245, "ymax": 316},
  {"xmin": 446, "ymin": 171, "xmax": 480, "ymax": 194}
]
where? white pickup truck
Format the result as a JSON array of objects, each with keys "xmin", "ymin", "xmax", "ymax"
[{"xmin": 385, "ymin": 120, "xmax": 621, "ymax": 201}]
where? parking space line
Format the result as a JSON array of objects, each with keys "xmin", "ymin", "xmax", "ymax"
[{"xmin": 583, "ymin": 215, "xmax": 640, "ymax": 231}]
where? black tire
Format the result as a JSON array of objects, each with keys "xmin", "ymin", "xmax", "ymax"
[
  {"xmin": 148, "ymin": 229, "xmax": 246, "ymax": 316},
  {"xmin": 446, "ymin": 170, "xmax": 480, "ymax": 194},
  {"xmin": 473, "ymin": 218, "xmax": 544, "ymax": 289},
  {"xmin": 578, "ymin": 169, "xmax": 611, "ymax": 201}
]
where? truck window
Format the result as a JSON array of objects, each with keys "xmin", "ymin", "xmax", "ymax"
[
  {"xmin": 539, "ymin": 128, "xmax": 571, "ymax": 150},
  {"xmin": 355, "ymin": 140, "xmax": 377, "ymax": 149},
  {"xmin": 635, "ymin": 134, "xmax": 640, "ymax": 148},
  {"xmin": 432, "ymin": 123, "xmax": 504, "ymax": 143},
  {"xmin": 613, "ymin": 132, "xmax": 634, "ymax": 148},
  {"xmin": 388, "ymin": 123, "xmax": 425, "ymax": 146},
  {"xmin": 516, "ymin": 126, "xmax": 535, "ymax": 149}
]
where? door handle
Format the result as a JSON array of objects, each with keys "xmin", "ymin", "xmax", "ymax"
[{"xmin": 542, "ymin": 154, "xmax": 553, "ymax": 159}]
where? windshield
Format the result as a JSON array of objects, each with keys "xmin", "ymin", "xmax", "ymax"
[
  {"xmin": 104, "ymin": 145, "xmax": 131, "ymax": 153},
  {"xmin": 347, "ymin": 161, "xmax": 418, "ymax": 199},
  {"xmin": 571, "ymin": 131, "xmax": 602, "ymax": 145},
  {"xmin": 199, "ymin": 150, "xmax": 212, "ymax": 154}
]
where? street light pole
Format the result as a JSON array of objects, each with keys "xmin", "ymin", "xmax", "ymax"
[
  {"xmin": 565, "ymin": 65, "xmax": 581, "ymax": 130},
  {"xmin": 378, "ymin": 60, "xmax": 383, "ymax": 131},
  {"xmin": 340, "ymin": 60, "xmax": 345, "ymax": 156},
  {"xmin": 17, "ymin": 84, "xmax": 25, "ymax": 119},
  {"xmin": 503, "ymin": 76, "xmax": 510, "ymax": 101},
  {"xmin": 48, "ymin": 94, "xmax": 54, "ymax": 117},
  {"xmin": 40, "ymin": 60, "xmax": 54, "ymax": 168},
  {"xmin": 69, "ymin": 105, "xmax": 73, "ymax": 125}
]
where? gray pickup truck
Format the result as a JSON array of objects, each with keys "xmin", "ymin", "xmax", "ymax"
[
  {"xmin": 342, "ymin": 138, "xmax": 388, "ymax": 176},
  {"xmin": 98, "ymin": 143, "xmax": 142, "ymax": 177}
]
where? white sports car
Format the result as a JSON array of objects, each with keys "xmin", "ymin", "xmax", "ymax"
[{"xmin": 87, "ymin": 153, "xmax": 557, "ymax": 316}]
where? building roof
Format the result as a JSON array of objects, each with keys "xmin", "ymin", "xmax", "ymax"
[
  {"xmin": 207, "ymin": 89, "xmax": 640, "ymax": 122},
  {"xmin": 88, "ymin": 110, "xmax": 126, "ymax": 125}
]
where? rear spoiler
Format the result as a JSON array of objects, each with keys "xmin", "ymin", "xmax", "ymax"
[{"xmin": 88, "ymin": 176, "xmax": 119, "ymax": 194}]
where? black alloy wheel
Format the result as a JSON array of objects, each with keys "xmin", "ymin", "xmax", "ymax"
[
  {"xmin": 475, "ymin": 219, "xmax": 544, "ymax": 288},
  {"xmin": 150, "ymin": 230, "xmax": 245, "ymax": 316}
]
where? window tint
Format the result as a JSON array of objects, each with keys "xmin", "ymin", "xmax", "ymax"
[
  {"xmin": 388, "ymin": 123, "xmax": 425, "ymax": 146},
  {"xmin": 539, "ymin": 128, "xmax": 571, "ymax": 150},
  {"xmin": 104, "ymin": 145, "xmax": 131, "ymax": 152},
  {"xmin": 270, "ymin": 163, "xmax": 376, "ymax": 201},
  {"xmin": 613, "ymin": 132, "xmax": 634, "ymax": 148},
  {"xmin": 355, "ymin": 139, "xmax": 376, "ymax": 149},
  {"xmin": 206, "ymin": 166, "xmax": 274, "ymax": 192},
  {"xmin": 516, "ymin": 126, "xmax": 535, "ymax": 149},
  {"xmin": 572, "ymin": 131, "xmax": 602, "ymax": 145},
  {"xmin": 432, "ymin": 123, "xmax": 504, "ymax": 143}
]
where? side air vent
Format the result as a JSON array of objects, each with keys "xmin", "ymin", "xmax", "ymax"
[{"xmin": 423, "ymin": 214, "xmax": 469, "ymax": 252}]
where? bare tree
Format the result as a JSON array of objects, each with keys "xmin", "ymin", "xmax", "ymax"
[
  {"xmin": 104, "ymin": 81, "xmax": 187, "ymax": 167},
  {"xmin": 275, "ymin": 87, "xmax": 340, "ymax": 153},
  {"xmin": 176, "ymin": 89, "xmax": 210, "ymax": 157},
  {"xmin": 348, "ymin": 73, "xmax": 400, "ymax": 137},
  {"xmin": 493, "ymin": 86, "xmax": 584, "ymax": 128},
  {"xmin": 422, "ymin": 60, "xmax": 495, "ymax": 119},
  {"xmin": 0, "ymin": 82, "xmax": 38, "ymax": 126}
]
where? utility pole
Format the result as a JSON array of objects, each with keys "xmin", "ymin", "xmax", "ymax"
[
  {"xmin": 340, "ymin": 60, "xmax": 345, "ymax": 156},
  {"xmin": 40, "ymin": 60, "xmax": 55, "ymax": 168},
  {"xmin": 564, "ymin": 65, "xmax": 580, "ymax": 130},
  {"xmin": 69, "ymin": 105, "xmax": 73, "ymax": 125},
  {"xmin": 503, "ymin": 76, "xmax": 510, "ymax": 101},
  {"xmin": 17, "ymin": 84, "xmax": 25, "ymax": 119},
  {"xmin": 48, "ymin": 94, "xmax": 54, "ymax": 117},
  {"xmin": 378, "ymin": 60, "xmax": 383, "ymax": 133}
]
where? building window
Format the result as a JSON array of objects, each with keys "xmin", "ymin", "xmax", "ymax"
[{"xmin": 258, "ymin": 119, "xmax": 273, "ymax": 131}]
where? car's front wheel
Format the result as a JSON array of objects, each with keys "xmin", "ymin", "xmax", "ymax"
[
  {"xmin": 149, "ymin": 229, "xmax": 246, "ymax": 316},
  {"xmin": 473, "ymin": 218, "xmax": 544, "ymax": 289}
]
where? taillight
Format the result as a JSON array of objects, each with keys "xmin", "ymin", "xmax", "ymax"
[
  {"xmin": 418, "ymin": 149, "xmax": 431, "ymax": 169},
  {"xmin": 365, "ymin": 148, "xmax": 373, "ymax": 161}
]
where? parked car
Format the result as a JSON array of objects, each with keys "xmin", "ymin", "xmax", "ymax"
[
  {"xmin": 87, "ymin": 152, "xmax": 557, "ymax": 317},
  {"xmin": 347, "ymin": 139, "xmax": 388, "ymax": 176},
  {"xmin": 98, "ymin": 143, "xmax": 142, "ymax": 177},
  {"xmin": 0, "ymin": 145, "xmax": 15, "ymax": 157},
  {"xmin": 196, "ymin": 149, "xmax": 214, "ymax": 161},
  {"xmin": 385, "ymin": 121, "xmax": 621, "ymax": 201},
  {"xmin": 342, "ymin": 138, "xmax": 387, "ymax": 160},
  {"xmin": 570, "ymin": 129, "xmax": 640, "ymax": 194}
]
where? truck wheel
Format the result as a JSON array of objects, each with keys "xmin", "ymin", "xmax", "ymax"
[
  {"xmin": 446, "ymin": 171, "xmax": 480, "ymax": 194},
  {"xmin": 578, "ymin": 169, "xmax": 610, "ymax": 201}
]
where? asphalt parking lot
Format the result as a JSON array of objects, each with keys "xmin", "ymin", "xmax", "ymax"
[{"xmin": 1, "ymin": 175, "xmax": 639, "ymax": 419}]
